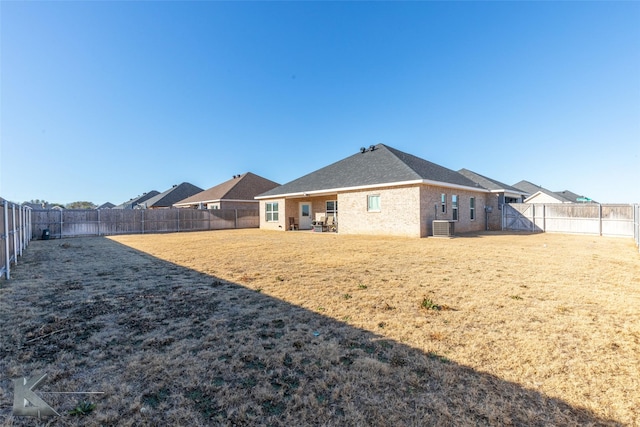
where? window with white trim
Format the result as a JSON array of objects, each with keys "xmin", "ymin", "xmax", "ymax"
[
  {"xmin": 326, "ymin": 200, "xmax": 337, "ymax": 216},
  {"xmin": 367, "ymin": 195, "xmax": 381, "ymax": 212},
  {"xmin": 470, "ymin": 197, "xmax": 475, "ymax": 220},
  {"xmin": 265, "ymin": 202, "xmax": 279, "ymax": 222},
  {"xmin": 441, "ymin": 193, "xmax": 446, "ymax": 213},
  {"xmin": 452, "ymin": 195, "xmax": 458, "ymax": 221}
]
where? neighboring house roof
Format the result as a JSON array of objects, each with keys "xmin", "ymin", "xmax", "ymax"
[
  {"xmin": 140, "ymin": 182, "xmax": 204, "ymax": 208},
  {"xmin": 513, "ymin": 180, "xmax": 571, "ymax": 203},
  {"xmin": 97, "ymin": 202, "xmax": 115, "ymax": 209},
  {"xmin": 174, "ymin": 173, "xmax": 280, "ymax": 207},
  {"xmin": 512, "ymin": 180, "xmax": 552, "ymax": 197},
  {"xmin": 113, "ymin": 191, "xmax": 160, "ymax": 209},
  {"xmin": 458, "ymin": 169, "xmax": 526, "ymax": 196},
  {"xmin": 257, "ymin": 144, "xmax": 483, "ymax": 198},
  {"xmin": 554, "ymin": 190, "xmax": 595, "ymax": 203},
  {"xmin": 513, "ymin": 180, "xmax": 592, "ymax": 203}
]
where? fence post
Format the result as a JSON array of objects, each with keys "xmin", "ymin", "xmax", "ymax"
[
  {"xmin": 141, "ymin": 209, "xmax": 145, "ymax": 234},
  {"xmin": 60, "ymin": 208, "xmax": 63, "ymax": 239},
  {"xmin": 26, "ymin": 207, "xmax": 31, "ymax": 247},
  {"xmin": 3, "ymin": 201, "xmax": 9, "ymax": 280},
  {"xmin": 18, "ymin": 204, "xmax": 23, "ymax": 257},
  {"xmin": 12, "ymin": 204, "xmax": 17, "ymax": 265},
  {"xmin": 97, "ymin": 209, "xmax": 101, "ymax": 236},
  {"xmin": 598, "ymin": 204, "xmax": 602, "ymax": 237}
]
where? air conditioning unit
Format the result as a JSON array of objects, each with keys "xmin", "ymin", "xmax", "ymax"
[{"xmin": 432, "ymin": 220, "xmax": 455, "ymax": 237}]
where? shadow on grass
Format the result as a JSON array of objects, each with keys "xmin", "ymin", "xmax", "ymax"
[{"xmin": 0, "ymin": 237, "xmax": 621, "ymax": 426}]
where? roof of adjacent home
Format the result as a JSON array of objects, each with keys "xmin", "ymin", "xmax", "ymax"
[
  {"xmin": 513, "ymin": 180, "xmax": 592, "ymax": 203},
  {"xmin": 554, "ymin": 190, "xmax": 595, "ymax": 203},
  {"xmin": 257, "ymin": 144, "xmax": 484, "ymax": 198},
  {"xmin": 141, "ymin": 182, "xmax": 204, "ymax": 208},
  {"xmin": 174, "ymin": 173, "xmax": 280, "ymax": 206},
  {"xmin": 458, "ymin": 169, "xmax": 526, "ymax": 194},
  {"xmin": 113, "ymin": 191, "xmax": 160, "ymax": 209},
  {"xmin": 512, "ymin": 180, "xmax": 550, "ymax": 196}
]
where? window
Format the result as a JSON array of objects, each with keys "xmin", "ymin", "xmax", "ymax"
[
  {"xmin": 367, "ymin": 195, "xmax": 381, "ymax": 212},
  {"xmin": 326, "ymin": 200, "xmax": 337, "ymax": 215},
  {"xmin": 452, "ymin": 195, "xmax": 458, "ymax": 221},
  {"xmin": 441, "ymin": 194, "xmax": 446, "ymax": 213},
  {"xmin": 470, "ymin": 197, "xmax": 475, "ymax": 220},
  {"xmin": 265, "ymin": 202, "xmax": 279, "ymax": 222}
]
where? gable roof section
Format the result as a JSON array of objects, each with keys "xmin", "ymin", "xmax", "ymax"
[
  {"xmin": 113, "ymin": 191, "xmax": 160, "ymax": 209},
  {"xmin": 174, "ymin": 173, "xmax": 280, "ymax": 206},
  {"xmin": 458, "ymin": 169, "xmax": 526, "ymax": 194},
  {"xmin": 258, "ymin": 144, "xmax": 483, "ymax": 198},
  {"xmin": 554, "ymin": 190, "xmax": 595, "ymax": 203},
  {"xmin": 97, "ymin": 202, "xmax": 115, "ymax": 209},
  {"xmin": 513, "ymin": 180, "xmax": 578, "ymax": 203},
  {"xmin": 142, "ymin": 182, "xmax": 204, "ymax": 208}
]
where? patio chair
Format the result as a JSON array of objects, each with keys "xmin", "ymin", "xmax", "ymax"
[
  {"xmin": 314, "ymin": 213, "xmax": 325, "ymax": 225},
  {"xmin": 323, "ymin": 215, "xmax": 334, "ymax": 232},
  {"xmin": 288, "ymin": 217, "xmax": 298, "ymax": 231}
]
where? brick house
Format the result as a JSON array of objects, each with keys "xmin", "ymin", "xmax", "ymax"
[
  {"xmin": 256, "ymin": 144, "xmax": 509, "ymax": 237},
  {"xmin": 174, "ymin": 172, "xmax": 280, "ymax": 210}
]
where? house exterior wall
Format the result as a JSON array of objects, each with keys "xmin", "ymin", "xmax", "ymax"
[
  {"xmin": 525, "ymin": 193, "xmax": 566, "ymax": 204},
  {"xmin": 338, "ymin": 186, "xmax": 422, "ymax": 237},
  {"xmin": 419, "ymin": 185, "xmax": 490, "ymax": 236},
  {"xmin": 259, "ymin": 185, "xmax": 493, "ymax": 236},
  {"xmin": 219, "ymin": 200, "xmax": 259, "ymax": 210},
  {"xmin": 259, "ymin": 198, "xmax": 287, "ymax": 231}
]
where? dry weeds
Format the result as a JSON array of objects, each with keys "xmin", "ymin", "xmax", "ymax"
[{"xmin": 1, "ymin": 230, "xmax": 638, "ymax": 426}]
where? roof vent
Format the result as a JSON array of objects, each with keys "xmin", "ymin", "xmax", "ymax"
[
  {"xmin": 360, "ymin": 147, "xmax": 366, "ymax": 153},
  {"xmin": 369, "ymin": 145, "xmax": 375, "ymax": 151}
]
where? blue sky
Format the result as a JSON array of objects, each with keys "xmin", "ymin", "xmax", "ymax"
[{"xmin": 1, "ymin": 1, "xmax": 639, "ymax": 205}]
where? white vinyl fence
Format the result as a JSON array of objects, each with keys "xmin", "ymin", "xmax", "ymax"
[
  {"xmin": 503, "ymin": 203, "xmax": 640, "ymax": 251},
  {"xmin": 1, "ymin": 200, "xmax": 32, "ymax": 280},
  {"xmin": 31, "ymin": 208, "xmax": 259, "ymax": 239},
  {"xmin": 635, "ymin": 204, "xmax": 640, "ymax": 251}
]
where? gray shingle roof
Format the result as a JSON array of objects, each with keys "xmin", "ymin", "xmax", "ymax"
[
  {"xmin": 554, "ymin": 190, "xmax": 595, "ymax": 203},
  {"xmin": 458, "ymin": 169, "xmax": 525, "ymax": 193},
  {"xmin": 513, "ymin": 180, "xmax": 576, "ymax": 202},
  {"xmin": 142, "ymin": 183, "xmax": 204, "ymax": 208},
  {"xmin": 258, "ymin": 144, "xmax": 482, "ymax": 198},
  {"xmin": 175, "ymin": 173, "xmax": 280, "ymax": 206},
  {"xmin": 113, "ymin": 191, "xmax": 160, "ymax": 209}
]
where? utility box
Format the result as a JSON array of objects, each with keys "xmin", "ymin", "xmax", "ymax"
[
  {"xmin": 432, "ymin": 220, "xmax": 455, "ymax": 237},
  {"xmin": 42, "ymin": 229, "xmax": 50, "ymax": 240}
]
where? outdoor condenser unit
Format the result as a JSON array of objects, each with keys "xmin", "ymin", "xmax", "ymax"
[{"xmin": 432, "ymin": 220, "xmax": 455, "ymax": 237}]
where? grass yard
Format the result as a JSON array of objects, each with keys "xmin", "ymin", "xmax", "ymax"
[{"xmin": 1, "ymin": 229, "xmax": 639, "ymax": 426}]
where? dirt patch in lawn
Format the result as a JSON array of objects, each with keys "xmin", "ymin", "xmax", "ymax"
[{"xmin": 1, "ymin": 230, "xmax": 638, "ymax": 426}]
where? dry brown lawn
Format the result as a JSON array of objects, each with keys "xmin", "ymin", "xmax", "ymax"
[{"xmin": 1, "ymin": 229, "xmax": 639, "ymax": 426}]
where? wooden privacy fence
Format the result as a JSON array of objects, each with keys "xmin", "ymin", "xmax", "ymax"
[
  {"xmin": 503, "ymin": 203, "xmax": 639, "ymax": 244},
  {"xmin": 31, "ymin": 208, "xmax": 259, "ymax": 239},
  {"xmin": 1, "ymin": 200, "xmax": 32, "ymax": 280}
]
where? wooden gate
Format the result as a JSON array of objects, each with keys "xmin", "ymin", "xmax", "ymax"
[{"xmin": 502, "ymin": 204, "xmax": 543, "ymax": 232}]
